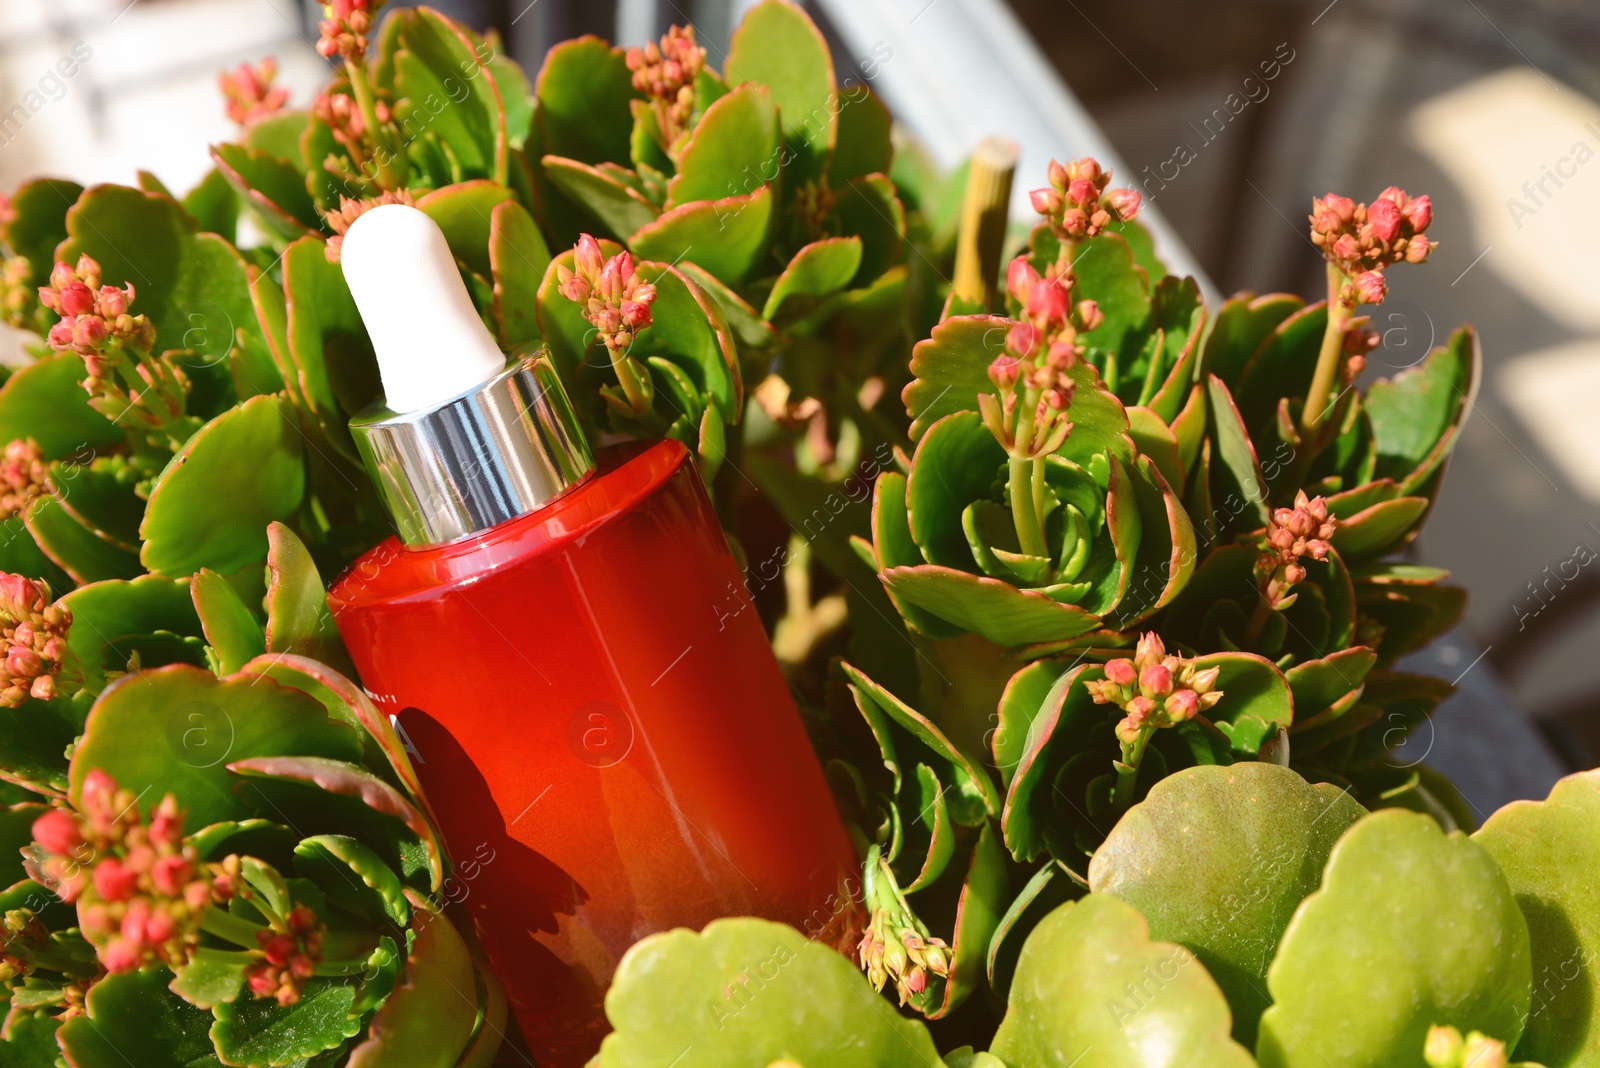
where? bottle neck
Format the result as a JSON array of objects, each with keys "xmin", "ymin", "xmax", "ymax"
[{"xmin": 350, "ymin": 353, "xmax": 596, "ymax": 547}]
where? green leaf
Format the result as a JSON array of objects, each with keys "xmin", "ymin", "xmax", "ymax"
[
  {"xmin": 0, "ymin": 516, "xmax": 71, "ymax": 595},
  {"xmin": 170, "ymin": 947, "xmax": 251, "ymax": 1009},
  {"xmin": 70, "ymin": 664, "xmax": 363, "ymax": 827},
  {"xmin": 61, "ymin": 574, "xmax": 201, "ymax": 694},
  {"xmin": 415, "ymin": 180, "xmax": 514, "ymax": 279},
  {"xmin": 598, "ymin": 917, "xmax": 942, "ymax": 1066},
  {"xmin": 210, "ymin": 143, "xmax": 319, "ymax": 238},
  {"xmin": 140, "ymin": 393, "xmax": 306, "ymax": 577},
  {"xmin": 488, "ymin": 199, "xmax": 549, "ymax": 348},
  {"xmin": 628, "ymin": 261, "xmax": 741, "ymax": 420},
  {"xmin": 242, "ymin": 111, "xmax": 310, "ymax": 166},
  {"xmin": 347, "ymin": 897, "xmax": 485, "ymax": 1068},
  {"xmin": 1328, "ymin": 494, "xmax": 1429, "ymax": 560},
  {"xmin": 1473, "ymin": 770, "xmax": 1600, "ymax": 1066},
  {"xmin": 1365, "ymin": 326, "xmax": 1477, "ymax": 485},
  {"xmin": 762, "ymin": 236, "xmax": 862, "ymax": 321},
  {"xmin": 992, "ymin": 893, "xmax": 1256, "ymax": 1068},
  {"xmin": 986, "ymin": 861, "xmax": 1078, "ymax": 1000},
  {"xmin": 1074, "ymin": 233, "xmax": 1152, "ymax": 367},
  {"xmin": 282, "ymin": 233, "xmax": 376, "ymax": 448},
  {"xmin": 1089, "ymin": 763, "xmax": 1366, "ymax": 1046},
  {"xmin": 832, "ymin": 172, "xmax": 904, "ymax": 285},
  {"xmin": 676, "ymin": 262, "xmax": 774, "ymax": 348},
  {"xmin": 534, "ymin": 37, "xmax": 635, "ymax": 166},
  {"xmin": 0, "ymin": 697, "xmax": 80, "ymax": 795},
  {"xmin": 396, "ymin": 9, "xmax": 508, "ymax": 182},
  {"xmin": 1200, "ymin": 293, "xmax": 1302, "ymax": 384},
  {"xmin": 884, "ymin": 565, "xmax": 1104, "ymax": 648},
  {"xmin": 830, "ymin": 88, "xmax": 893, "ymax": 185},
  {"xmin": 725, "ymin": 0, "xmax": 836, "ymax": 183},
  {"xmin": 294, "ymin": 835, "xmax": 409, "ymax": 926},
  {"xmin": 1126, "ymin": 405, "xmax": 1184, "ymax": 492},
  {"xmin": 540, "ymin": 156, "xmax": 660, "ymax": 240},
  {"xmin": 57, "ymin": 968, "xmax": 223, "ymax": 1068},
  {"xmin": 23, "ymin": 494, "xmax": 141, "ymax": 584},
  {"xmin": 1197, "ymin": 652, "xmax": 1295, "ymax": 756},
  {"xmin": 263, "ymin": 523, "xmax": 353, "ymax": 677},
  {"xmin": 0, "ymin": 803, "xmax": 46, "ymax": 887},
  {"xmin": 1206, "ymin": 374, "xmax": 1270, "ymax": 527},
  {"xmin": 1258, "ymin": 809, "xmax": 1532, "ymax": 1068},
  {"xmin": 192, "ymin": 567, "xmax": 265, "ymax": 675},
  {"xmin": 4, "ymin": 178, "xmax": 84, "ymax": 279},
  {"xmin": 0, "ymin": 354, "xmax": 122, "ymax": 458},
  {"xmin": 0, "ymin": 1007, "xmax": 62, "ymax": 1067},
  {"xmin": 932, "ymin": 822, "xmax": 1010, "ymax": 1017},
  {"xmin": 666, "ymin": 84, "xmax": 780, "ymax": 208},
  {"xmin": 211, "ymin": 976, "xmax": 361, "ymax": 1065},
  {"xmin": 628, "ymin": 185, "xmax": 774, "ymax": 285}
]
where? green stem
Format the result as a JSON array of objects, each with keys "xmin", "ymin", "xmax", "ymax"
[
  {"xmin": 1243, "ymin": 592, "xmax": 1274, "ymax": 650},
  {"xmin": 1009, "ymin": 388, "xmax": 1048, "ymax": 558},
  {"xmin": 345, "ymin": 58, "xmax": 406, "ymax": 191},
  {"xmin": 1113, "ymin": 729, "xmax": 1151, "ymax": 815},
  {"xmin": 1299, "ymin": 261, "xmax": 1352, "ymax": 436},
  {"xmin": 200, "ymin": 906, "xmax": 268, "ymax": 949}
]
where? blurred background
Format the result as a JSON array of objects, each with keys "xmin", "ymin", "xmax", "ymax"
[{"xmin": 3, "ymin": 0, "xmax": 1596, "ymax": 792}]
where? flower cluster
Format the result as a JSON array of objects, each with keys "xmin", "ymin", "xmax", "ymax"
[
  {"xmin": 245, "ymin": 905, "xmax": 326, "ymax": 1006},
  {"xmin": 625, "ymin": 26, "xmax": 705, "ymax": 152},
  {"xmin": 219, "ymin": 58, "xmax": 289, "ymax": 128},
  {"xmin": 1309, "ymin": 188, "xmax": 1435, "ymax": 307},
  {"xmin": 1085, "ymin": 633, "xmax": 1223, "ymax": 744},
  {"xmin": 858, "ymin": 902, "xmax": 951, "ymax": 1008},
  {"xmin": 1029, "ymin": 157, "xmax": 1141, "ymax": 244},
  {"xmin": 1255, "ymin": 490, "xmax": 1336, "ymax": 610},
  {"xmin": 1, "ymin": 439, "xmax": 49, "ymax": 523},
  {"xmin": 317, "ymin": 0, "xmax": 385, "ymax": 63},
  {"xmin": 323, "ymin": 189, "xmax": 415, "ymax": 264},
  {"xmin": 1423, "ymin": 1025, "xmax": 1509, "ymax": 1068},
  {"xmin": 29, "ymin": 772, "xmax": 224, "ymax": 973},
  {"xmin": 978, "ymin": 256, "xmax": 1102, "ymax": 459},
  {"xmin": 0, "ymin": 573, "xmax": 71, "ymax": 705},
  {"xmin": 1341, "ymin": 316, "xmax": 1379, "ymax": 384},
  {"xmin": 39, "ymin": 255, "xmax": 190, "ymax": 437},
  {"xmin": 557, "ymin": 235, "xmax": 660, "ymax": 418}
]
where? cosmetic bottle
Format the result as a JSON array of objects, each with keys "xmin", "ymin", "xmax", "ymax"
[{"xmin": 325, "ymin": 206, "xmax": 857, "ymax": 1065}]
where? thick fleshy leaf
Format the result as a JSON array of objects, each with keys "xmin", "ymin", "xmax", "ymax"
[
  {"xmin": 1328, "ymin": 495, "xmax": 1429, "ymax": 560},
  {"xmin": 628, "ymin": 185, "xmax": 774, "ymax": 285},
  {"xmin": 994, "ymin": 659, "xmax": 1060, "ymax": 786},
  {"xmin": 61, "ymin": 574, "xmax": 201, "ymax": 692},
  {"xmin": 210, "ymin": 143, "xmax": 319, "ymax": 238},
  {"xmin": 394, "ymin": 9, "xmax": 508, "ymax": 182},
  {"xmin": 263, "ymin": 523, "xmax": 353, "ymax": 677},
  {"xmin": 4, "ymin": 178, "xmax": 84, "ymax": 279},
  {"xmin": 282, "ymin": 232, "xmax": 377, "ymax": 445},
  {"xmin": 415, "ymin": 181, "xmax": 514, "ymax": 279},
  {"xmin": 191, "ymin": 567, "xmax": 265, "ymax": 675},
  {"xmin": 139, "ymin": 393, "xmax": 306, "ymax": 577},
  {"xmin": 348, "ymin": 895, "xmax": 487, "ymax": 1068},
  {"xmin": 295, "ymin": 834, "xmax": 410, "ymax": 927},
  {"xmin": 57, "ymin": 968, "xmax": 223, "ymax": 1068},
  {"xmin": 1126, "ymin": 405, "xmax": 1184, "ymax": 491},
  {"xmin": 488, "ymin": 198, "xmax": 549, "ymax": 347},
  {"xmin": 724, "ymin": 0, "xmax": 836, "ymax": 183},
  {"xmin": 0, "ymin": 354, "xmax": 123, "ymax": 458},
  {"xmin": 1365, "ymin": 326, "xmax": 1476, "ymax": 485},
  {"xmin": 1284, "ymin": 646, "xmax": 1377, "ymax": 724},
  {"xmin": 1196, "ymin": 652, "xmax": 1295, "ymax": 756},
  {"xmin": 23, "ymin": 493, "xmax": 141, "ymax": 584},
  {"xmin": 832, "ymin": 172, "xmax": 904, "ymax": 285},
  {"xmin": 666, "ymin": 84, "xmax": 780, "ymax": 208},
  {"xmin": 628, "ymin": 262, "xmax": 741, "ymax": 421},
  {"xmin": 0, "ymin": 698, "xmax": 80, "ymax": 796},
  {"xmin": 676, "ymin": 262, "xmax": 774, "ymax": 348},
  {"xmin": 931, "ymin": 822, "xmax": 1010, "ymax": 1018},
  {"xmin": 906, "ymin": 410, "xmax": 1002, "ymax": 570},
  {"xmin": 598, "ymin": 917, "xmax": 942, "ymax": 1066},
  {"xmin": 242, "ymin": 111, "xmax": 309, "ymax": 165},
  {"xmin": 986, "ymin": 861, "xmax": 1078, "ymax": 1000},
  {"xmin": 1089, "ymin": 763, "xmax": 1365, "ymax": 1046},
  {"xmin": 1234, "ymin": 302, "xmax": 1326, "ymax": 430},
  {"xmin": 50, "ymin": 459, "xmax": 142, "ymax": 552},
  {"xmin": 1258, "ymin": 809, "xmax": 1532, "ymax": 1068},
  {"xmin": 762, "ymin": 236, "xmax": 862, "ymax": 321},
  {"xmin": 1201, "ymin": 292, "xmax": 1303, "ymax": 384},
  {"xmin": 0, "ymin": 1007, "xmax": 63, "ymax": 1066},
  {"xmin": 830, "ymin": 87, "xmax": 893, "ymax": 185},
  {"xmin": 992, "ymin": 893, "xmax": 1256, "ymax": 1068},
  {"xmin": 1002, "ymin": 663, "xmax": 1112, "ymax": 863},
  {"xmin": 229, "ymin": 755, "xmax": 444, "ymax": 890},
  {"xmin": 1074, "ymin": 233, "xmax": 1152, "ymax": 375},
  {"xmin": 541, "ymin": 156, "xmax": 661, "ymax": 239},
  {"xmin": 1473, "ymin": 770, "xmax": 1600, "ymax": 1066},
  {"xmin": 69, "ymin": 664, "xmax": 363, "ymax": 826},
  {"xmin": 534, "ymin": 38, "xmax": 634, "ymax": 166},
  {"xmin": 211, "ymin": 976, "xmax": 360, "ymax": 1065},
  {"xmin": 1206, "ymin": 374, "xmax": 1269, "ymax": 527},
  {"xmin": 884, "ymin": 565, "xmax": 1104, "ymax": 648}
]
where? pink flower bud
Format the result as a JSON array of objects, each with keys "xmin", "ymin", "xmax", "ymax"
[
  {"xmin": 1044, "ymin": 388, "xmax": 1069, "ymax": 410},
  {"xmin": 47, "ymin": 319, "xmax": 74, "ymax": 349},
  {"xmin": 1402, "ymin": 194, "xmax": 1432, "ymax": 232},
  {"xmin": 32, "ymin": 809, "xmax": 82, "ymax": 855},
  {"xmin": 98, "ymin": 286, "xmax": 129, "ymax": 318},
  {"xmin": 1375, "ymin": 185, "xmax": 1408, "ymax": 209},
  {"xmin": 1046, "ymin": 159, "xmax": 1068, "ymax": 189},
  {"xmin": 1075, "ymin": 299, "xmax": 1104, "ymax": 333},
  {"xmin": 50, "ymin": 262, "xmax": 75, "ymax": 290},
  {"xmin": 1127, "ymin": 695, "xmax": 1156, "ymax": 718},
  {"xmin": 94, "ymin": 858, "xmax": 138, "ymax": 902},
  {"xmin": 1006, "ymin": 322, "xmax": 1038, "ymax": 358},
  {"xmin": 1025, "ymin": 276, "xmax": 1071, "ymax": 325},
  {"xmin": 1165, "ymin": 688, "xmax": 1199, "ymax": 721},
  {"xmin": 1029, "ymin": 188, "xmax": 1059, "ymax": 216},
  {"xmin": 1104, "ymin": 659, "xmax": 1136, "ymax": 686},
  {"xmin": 620, "ymin": 300, "xmax": 652, "ymax": 330},
  {"xmin": 82, "ymin": 769, "xmax": 118, "ymax": 812},
  {"xmin": 74, "ymin": 256, "xmax": 100, "ymax": 289},
  {"xmin": 100, "ymin": 938, "xmax": 141, "ymax": 973},
  {"xmin": 1006, "ymin": 257, "xmax": 1039, "ymax": 304},
  {"xmin": 1405, "ymin": 238, "xmax": 1434, "ymax": 265},
  {"xmin": 1060, "ymin": 208, "xmax": 1089, "ymax": 236},
  {"xmin": 73, "ymin": 316, "xmax": 107, "ymax": 349},
  {"xmin": 1331, "ymin": 234, "xmax": 1361, "ymax": 264},
  {"xmin": 1065, "ymin": 178, "xmax": 1096, "ymax": 208},
  {"xmin": 1105, "ymin": 188, "xmax": 1141, "ymax": 220},
  {"xmin": 5, "ymin": 646, "xmax": 41, "ymax": 677},
  {"xmin": 1140, "ymin": 663, "xmax": 1173, "ymax": 698},
  {"xmin": 1353, "ymin": 270, "xmax": 1387, "ymax": 305},
  {"xmin": 1367, "ymin": 197, "xmax": 1401, "ymax": 244},
  {"xmin": 987, "ymin": 354, "xmax": 1021, "ymax": 391},
  {"xmin": 1066, "ymin": 158, "xmax": 1103, "ymax": 185},
  {"xmin": 151, "ymin": 855, "xmax": 191, "ymax": 896},
  {"xmin": 58, "ymin": 282, "xmax": 94, "ymax": 317},
  {"xmin": 573, "ymin": 234, "xmax": 605, "ymax": 278}
]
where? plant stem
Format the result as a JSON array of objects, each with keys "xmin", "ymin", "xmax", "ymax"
[
  {"xmin": 1113, "ymin": 729, "xmax": 1151, "ymax": 815},
  {"xmin": 200, "ymin": 906, "xmax": 267, "ymax": 948},
  {"xmin": 1299, "ymin": 261, "xmax": 1351, "ymax": 436},
  {"xmin": 1243, "ymin": 592, "xmax": 1274, "ymax": 649},
  {"xmin": 345, "ymin": 58, "xmax": 406, "ymax": 191},
  {"xmin": 1009, "ymin": 389, "xmax": 1048, "ymax": 558}
]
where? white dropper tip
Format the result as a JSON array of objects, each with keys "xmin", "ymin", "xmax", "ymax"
[{"xmin": 340, "ymin": 204, "xmax": 507, "ymax": 414}]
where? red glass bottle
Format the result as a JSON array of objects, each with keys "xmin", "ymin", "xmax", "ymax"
[{"xmin": 326, "ymin": 208, "xmax": 854, "ymax": 1066}]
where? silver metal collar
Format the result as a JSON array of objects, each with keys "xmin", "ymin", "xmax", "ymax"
[{"xmin": 350, "ymin": 353, "xmax": 595, "ymax": 547}]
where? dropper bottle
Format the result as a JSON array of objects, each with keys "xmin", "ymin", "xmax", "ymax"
[{"xmin": 327, "ymin": 205, "xmax": 856, "ymax": 1066}]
